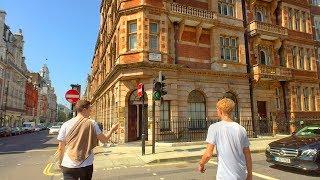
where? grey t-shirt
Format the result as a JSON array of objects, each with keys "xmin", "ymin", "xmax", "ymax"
[{"xmin": 206, "ymin": 121, "xmax": 250, "ymax": 180}]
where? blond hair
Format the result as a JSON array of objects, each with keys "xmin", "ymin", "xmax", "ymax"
[{"xmin": 217, "ymin": 98, "xmax": 235, "ymax": 114}]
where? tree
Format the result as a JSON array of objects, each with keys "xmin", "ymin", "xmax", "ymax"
[{"xmin": 57, "ymin": 110, "xmax": 67, "ymax": 122}]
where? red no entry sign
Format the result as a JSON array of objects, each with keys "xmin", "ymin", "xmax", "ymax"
[
  {"xmin": 65, "ymin": 89, "xmax": 80, "ymax": 104},
  {"xmin": 137, "ymin": 83, "xmax": 144, "ymax": 98}
]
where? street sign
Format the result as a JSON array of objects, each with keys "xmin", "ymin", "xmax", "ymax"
[
  {"xmin": 65, "ymin": 89, "xmax": 80, "ymax": 104},
  {"xmin": 137, "ymin": 83, "xmax": 144, "ymax": 98}
]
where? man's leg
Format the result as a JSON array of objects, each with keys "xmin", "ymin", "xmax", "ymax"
[{"xmin": 79, "ymin": 165, "xmax": 93, "ymax": 180}]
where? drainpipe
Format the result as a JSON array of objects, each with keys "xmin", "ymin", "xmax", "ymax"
[
  {"xmin": 173, "ymin": 22, "xmax": 179, "ymax": 64},
  {"xmin": 242, "ymin": 0, "xmax": 256, "ymax": 137}
]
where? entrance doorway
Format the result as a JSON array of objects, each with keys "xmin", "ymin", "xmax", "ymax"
[
  {"xmin": 128, "ymin": 90, "xmax": 148, "ymax": 142},
  {"xmin": 257, "ymin": 101, "xmax": 270, "ymax": 135}
]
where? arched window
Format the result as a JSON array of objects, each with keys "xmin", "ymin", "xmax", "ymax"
[
  {"xmin": 256, "ymin": 11, "xmax": 264, "ymax": 22},
  {"xmin": 222, "ymin": 92, "xmax": 239, "ymax": 123},
  {"xmin": 260, "ymin": 50, "xmax": 267, "ymax": 65},
  {"xmin": 188, "ymin": 90, "xmax": 206, "ymax": 130}
]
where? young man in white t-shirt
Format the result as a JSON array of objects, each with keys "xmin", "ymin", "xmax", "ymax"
[
  {"xmin": 198, "ymin": 98, "xmax": 253, "ymax": 180},
  {"xmin": 56, "ymin": 100, "xmax": 119, "ymax": 180}
]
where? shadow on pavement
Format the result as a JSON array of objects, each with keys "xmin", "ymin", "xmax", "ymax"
[
  {"xmin": 270, "ymin": 165, "xmax": 320, "ymax": 177},
  {"xmin": 0, "ymin": 130, "xmax": 58, "ymax": 154}
]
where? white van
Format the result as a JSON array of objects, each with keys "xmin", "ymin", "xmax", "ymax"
[{"xmin": 22, "ymin": 122, "xmax": 36, "ymax": 133}]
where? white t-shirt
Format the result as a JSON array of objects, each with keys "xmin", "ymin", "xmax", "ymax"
[
  {"xmin": 57, "ymin": 117, "xmax": 102, "ymax": 168},
  {"xmin": 206, "ymin": 121, "xmax": 250, "ymax": 180}
]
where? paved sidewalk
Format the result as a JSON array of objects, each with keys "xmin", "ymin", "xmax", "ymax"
[{"xmin": 92, "ymin": 135, "xmax": 288, "ymax": 169}]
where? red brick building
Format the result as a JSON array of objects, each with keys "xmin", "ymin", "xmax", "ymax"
[{"xmin": 24, "ymin": 80, "xmax": 38, "ymax": 121}]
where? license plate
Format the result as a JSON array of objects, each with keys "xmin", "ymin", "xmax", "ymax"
[{"xmin": 274, "ymin": 157, "xmax": 291, "ymax": 163}]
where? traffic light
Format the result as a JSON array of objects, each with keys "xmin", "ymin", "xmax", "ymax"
[
  {"xmin": 153, "ymin": 71, "xmax": 167, "ymax": 101},
  {"xmin": 153, "ymin": 80, "xmax": 162, "ymax": 101}
]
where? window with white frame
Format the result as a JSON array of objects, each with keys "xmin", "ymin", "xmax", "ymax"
[
  {"xmin": 188, "ymin": 90, "xmax": 206, "ymax": 130},
  {"xmin": 297, "ymin": 86, "xmax": 301, "ymax": 111},
  {"xmin": 218, "ymin": 0, "xmax": 235, "ymax": 17},
  {"xmin": 288, "ymin": 9, "xmax": 293, "ymax": 29},
  {"xmin": 160, "ymin": 101, "xmax": 170, "ymax": 131},
  {"xmin": 292, "ymin": 46, "xmax": 298, "ymax": 68},
  {"xmin": 255, "ymin": 11, "xmax": 264, "ymax": 22},
  {"xmin": 299, "ymin": 48, "xmax": 304, "ymax": 69},
  {"xmin": 295, "ymin": 11, "xmax": 300, "ymax": 31},
  {"xmin": 220, "ymin": 36, "xmax": 238, "ymax": 62},
  {"xmin": 260, "ymin": 50, "xmax": 270, "ymax": 65},
  {"xmin": 307, "ymin": 52, "xmax": 311, "ymax": 70},
  {"xmin": 128, "ymin": 21, "xmax": 137, "ymax": 50},
  {"xmin": 303, "ymin": 87, "xmax": 309, "ymax": 111},
  {"xmin": 314, "ymin": 17, "xmax": 320, "ymax": 41},
  {"xmin": 149, "ymin": 22, "xmax": 159, "ymax": 51},
  {"xmin": 301, "ymin": 12, "xmax": 306, "ymax": 32},
  {"xmin": 275, "ymin": 88, "xmax": 281, "ymax": 109}
]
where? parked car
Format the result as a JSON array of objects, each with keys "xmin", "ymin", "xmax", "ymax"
[
  {"xmin": 35, "ymin": 125, "xmax": 41, "ymax": 132},
  {"xmin": 49, "ymin": 125, "xmax": 61, "ymax": 135},
  {"xmin": 11, "ymin": 127, "xmax": 23, "ymax": 135},
  {"xmin": 22, "ymin": 122, "xmax": 36, "ymax": 133},
  {"xmin": 266, "ymin": 125, "xmax": 320, "ymax": 172},
  {"xmin": 0, "ymin": 127, "xmax": 12, "ymax": 137}
]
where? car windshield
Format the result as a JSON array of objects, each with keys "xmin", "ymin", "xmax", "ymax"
[
  {"xmin": 296, "ymin": 126, "xmax": 320, "ymax": 136},
  {"xmin": 23, "ymin": 124, "xmax": 31, "ymax": 127}
]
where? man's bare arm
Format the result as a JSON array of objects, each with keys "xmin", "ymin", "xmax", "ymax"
[
  {"xmin": 56, "ymin": 141, "xmax": 65, "ymax": 165},
  {"xmin": 198, "ymin": 144, "xmax": 215, "ymax": 173},
  {"xmin": 96, "ymin": 122, "xmax": 120, "ymax": 143},
  {"xmin": 243, "ymin": 147, "xmax": 252, "ymax": 180}
]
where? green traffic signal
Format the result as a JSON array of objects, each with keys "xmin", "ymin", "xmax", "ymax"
[{"xmin": 153, "ymin": 91, "xmax": 161, "ymax": 100}]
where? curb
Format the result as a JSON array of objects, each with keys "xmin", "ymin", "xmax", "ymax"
[{"xmin": 146, "ymin": 149, "xmax": 266, "ymax": 164}]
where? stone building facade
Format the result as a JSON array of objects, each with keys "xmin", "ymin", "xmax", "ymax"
[
  {"xmin": 24, "ymin": 78, "xmax": 38, "ymax": 122},
  {"xmin": 0, "ymin": 10, "xmax": 28, "ymax": 127},
  {"xmin": 88, "ymin": 0, "xmax": 320, "ymax": 143},
  {"xmin": 246, "ymin": 0, "xmax": 320, "ymax": 134},
  {"xmin": 88, "ymin": 0, "xmax": 254, "ymax": 143}
]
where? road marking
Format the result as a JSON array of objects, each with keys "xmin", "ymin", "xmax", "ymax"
[
  {"xmin": 160, "ymin": 178, "xmax": 165, "ymax": 180},
  {"xmin": 17, "ymin": 164, "xmax": 21, "ymax": 166},
  {"xmin": 43, "ymin": 163, "xmax": 61, "ymax": 176},
  {"xmin": 208, "ymin": 161, "xmax": 279, "ymax": 180},
  {"xmin": 153, "ymin": 173, "xmax": 157, "ymax": 176},
  {"xmin": 0, "ymin": 148, "xmax": 56, "ymax": 154},
  {"xmin": 252, "ymin": 172, "xmax": 280, "ymax": 180}
]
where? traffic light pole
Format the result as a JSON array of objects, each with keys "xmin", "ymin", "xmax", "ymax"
[
  {"xmin": 141, "ymin": 86, "xmax": 146, "ymax": 156},
  {"xmin": 152, "ymin": 99, "xmax": 155, "ymax": 154}
]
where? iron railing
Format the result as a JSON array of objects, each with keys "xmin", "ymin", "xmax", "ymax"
[{"xmin": 155, "ymin": 119, "xmax": 254, "ymax": 142}]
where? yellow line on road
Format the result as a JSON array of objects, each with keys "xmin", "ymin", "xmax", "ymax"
[{"xmin": 43, "ymin": 163, "xmax": 61, "ymax": 176}]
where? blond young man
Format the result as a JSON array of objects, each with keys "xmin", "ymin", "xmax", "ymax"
[{"xmin": 198, "ymin": 98, "xmax": 253, "ymax": 180}]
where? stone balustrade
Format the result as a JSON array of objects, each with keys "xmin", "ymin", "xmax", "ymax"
[
  {"xmin": 249, "ymin": 21, "xmax": 288, "ymax": 37},
  {"xmin": 169, "ymin": 2, "xmax": 216, "ymax": 20}
]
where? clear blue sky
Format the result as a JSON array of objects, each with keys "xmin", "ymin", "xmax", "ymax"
[{"xmin": 0, "ymin": 0, "xmax": 100, "ymax": 107}]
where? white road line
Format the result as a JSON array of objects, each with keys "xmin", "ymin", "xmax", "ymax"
[
  {"xmin": 152, "ymin": 173, "xmax": 157, "ymax": 176},
  {"xmin": 208, "ymin": 161, "xmax": 279, "ymax": 180},
  {"xmin": 252, "ymin": 172, "xmax": 280, "ymax": 180}
]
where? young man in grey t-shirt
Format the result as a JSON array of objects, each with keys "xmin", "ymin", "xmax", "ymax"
[{"xmin": 198, "ymin": 98, "xmax": 253, "ymax": 180}]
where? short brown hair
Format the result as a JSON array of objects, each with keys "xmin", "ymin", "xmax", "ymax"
[
  {"xmin": 217, "ymin": 98, "xmax": 235, "ymax": 114},
  {"xmin": 74, "ymin": 100, "xmax": 91, "ymax": 112}
]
